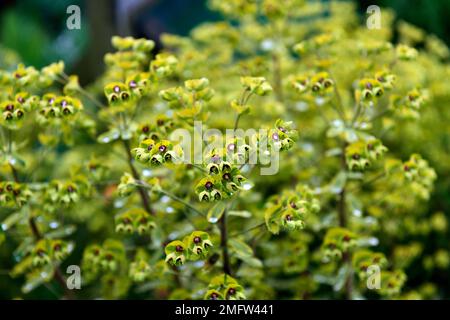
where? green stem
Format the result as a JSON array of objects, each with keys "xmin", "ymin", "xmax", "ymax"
[
  {"xmin": 10, "ymin": 164, "xmax": 74, "ymax": 299},
  {"xmin": 122, "ymin": 139, "xmax": 153, "ymax": 215},
  {"xmin": 338, "ymin": 142, "xmax": 352, "ymax": 300},
  {"xmin": 158, "ymin": 189, "xmax": 205, "ymax": 218},
  {"xmin": 219, "ymin": 209, "xmax": 232, "ymax": 275}
]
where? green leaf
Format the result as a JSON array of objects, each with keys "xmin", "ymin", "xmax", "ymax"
[
  {"xmin": 0, "ymin": 231, "xmax": 5, "ymax": 247},
  {"xmin": 228, "ymin": 210, "xmax": 252, "ymax": 218},
  {"xmin": 97, "ymin": 128, "xmax": 120, "ymax": 144},
  {"xmin": 1, "ymin": 210, "xmax": 24, "ymax": 231},
  {"xmin": 207, "ymin": 202, "xmax": 226, "ymax": 223},
  {"xmin": 328, "ymin": 171, "xmax": 347, "ymax": 194},
  {"xmin": 45, "ymin": 225, "xmax": 76, "ymax": 239},
  {"xmin": 229, "ymin": 238, "xmax": 263, "ymax": 268},
  {"xmin": 229, "ymin": 238, "xmax": 253, "ymax": 258},
  {"xmin": 244, "ymin": 256, "xmax": 263, "ymax": 268},
  {"xmin": 22, "ymin": 265, "xmax": 54, "ymax": 294}
]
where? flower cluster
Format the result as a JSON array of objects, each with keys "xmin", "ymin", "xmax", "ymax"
[
  {"xmin": 345, "ymin": 139, "xmax": 388, "ymax": 171},
  {"xmin": 32, "ymin": 239, "xmax": 72, "ymax": 266},
  {"xmin": 205, "ymin": 274, "xmax": 246, "ymax": 300},
  {"xmin": 290, "ymin": 72, "xmax": 334, "ymax": 96},
  {"xmin": 82, "ymin": 240, "xmax": 126, "ymax": 275},
  {"xmin": 115, "ymin": 208, "xmax": 156, "ymax": 235},
  {"xmin": 159, "ymin": 77, "xmax": 214, "ymax": 119},
  {"xmin": 322, "ymin": 228, "xmax": 358, "ymax": 260},
  {"xmin": 0, "ymin": 181, "xmax": 32, "ymax": 207},
  {"xmin": 396, "ymin": 44, "xmax": 418, "ymax": 60},
  {"xmin": 106, "ymin": 36, "xmax": 155, "ymax": 71},
  {"xmin": 165, "ymin": 231, "xmax": 213, "ymax": 266},
  {"xmin": 129, "ymin": 249, "xmax": 152, "ymax": 283},
  {"xmin": 150, "ymin": 53, "xmax": 178, "ymax": 78},
  {"xmin": 356, "ymin": 79, "xmax": 385, "ymax": 104},
  {"xmin": 240, "ymin": 76, "xmax": 273, "ymax": 96},
  {"xmin": 293, "ymin": 33, "xmax": 335, "ymax": 55},
  {"xmin": 265, "ymin": 184, "xmax": 320, "ymax": 234},
  {"xmin": 132, "ymin": 139, "xmax": 184, "ymax": 166},
  {"xmin": 402, "ymin": 154, "xmax": 437, "ymax": 199},
  {"xmin": 195, "ymin": 163, "xmax": 246, "ymax": 202},
  {"xmin": 390, "ymin": 88, "xmax": 429, "ymax": 119},
  {"xmin": 380, "ymin": 270, "xmax": 407, "ymax": 296},
  {"xmin": 36, "ymin": 94, "xmax": 83, "ymax": 124},
  {"xmin": 265, "ymin": 119, "xmax": 298, "ymax": 152},
  {"xmin": 352, "ymin": 250, "xmax": 388, "ymax": 280},
  {"xmin": 137, "ymin": 114, "xmax": 176, "ymax": 142},
  {"xmin": 42, "ymin": 177, "xmax": 90, "ymax": 210},
  {"xmin": 1, "ymin": 96, "xmax": 36, "ymax": 129}
]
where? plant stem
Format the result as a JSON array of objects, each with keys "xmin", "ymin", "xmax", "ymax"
[
  {"xmin": 158, "ymin": 189, "xmax": 205, "ymax": 217},
  {"xmin": 338, "ymin": 142, "xmax": 353, "ymax": 300},
  {"xmin": 122, "ymin": 139, "xmax": 153, "ymax": 215},
  {"xmin": 219, "ymin": 209, "xmax": 232, "ymax": 275},
  {"xmin": 9, "ymin": 160, "xmax": 74, "ymax": 299}
]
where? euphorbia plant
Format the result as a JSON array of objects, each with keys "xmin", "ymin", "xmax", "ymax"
[{"xmin": 0, "ymin": 0, "xmax": 448, "ymax": 300}]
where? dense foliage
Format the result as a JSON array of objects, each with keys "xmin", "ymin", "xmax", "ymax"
[{"xmin": 1, "ymin": 1, "xmax": 449, "ymax": 299}]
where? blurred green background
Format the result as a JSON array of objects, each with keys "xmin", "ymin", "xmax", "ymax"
[{"xmin": 1, "ymin": 0, "xmax": 449, "ymax": 83}]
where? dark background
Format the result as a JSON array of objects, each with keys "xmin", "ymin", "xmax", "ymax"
[{"xmin": 1, "ymin": 0, "xmax": 449, "ymax": 84}]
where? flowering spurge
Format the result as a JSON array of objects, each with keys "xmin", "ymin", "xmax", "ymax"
[
  {"xmin": 32, "ymin": 239, "xmax": 72, "ymax": 267},
  {"xmin": 36, "ymin": 95, "xmax": 83, "ymax": 124},
  {"xmin": 159, "ymin": 77, "xmax": 214, "ymax": 119},
  {"xmin": 1, "ymin": 95, "xmax": 37, "ymax": 129},
  {"xmin": 380, "ymin": 270, "xmax": 407, "ymax": 297},
  {"xmin": 195, "ymin": 163, "xmax": 246, "ymax": 202},
  {"xmin": 240, "ymin": 76, "xmax": 273, "ymax": 96},
  {"xmin": 390, "ymin": 88, "xmax": 429, "ymax": 119},
  {"xmin": 352, "ymin": 250, "xmax": 388, "ymax": 280},
  {"xmin": 290, "ymin": 74, "xmax": 310, "ymax": 94},
  {"xmin": 42, "ymin": 177, "xmax": 90, "ymax": 210},
  {"xmin": 289, "ymin": 72, "xmax": 334, "ymax": 96},
  {"xmin": 205, "ymin": 274, "xmax": 246, "ymax": 300},
  {"xmin": 137, "ymin": 114, "xmax": 176, "ymax": 142},
  {"xmin": 220, "ymin": 136, "xmax": 252, "ymax": 164},
  {"xmin": 150, "ymin": 53, "xmax": 179, "ymax": 77},
  {"xmin": 374, "ymin": 70, "xmax": 396, "ymax": 90},
  {"xmin": 165, "ymin": 231, "xmax": 213, "ymax": 266},
  {"xmin": 322, "ymin": 228, "xmax": 358, "ymax": 261},
  {"xmin": 82, "ymin": 240, "xmax": 126, "ymax": 275},
  {"xmin": 129, "ymin": 249, "xmax": 152, "ymax": 283},
  {"xmin": 115, "ymin": 208, "xmax": 156, "ymax": 235},
  {"xmin": 0, "ymin": 181, "xmax": 32, "ymax": 207},
  {"xmin": 345, "ymin": 139, "xmax": 388, "ymax": 171},
  {"xmin": 117, "ymin": 173, "xmax": 137, "ymax": 197},
  {"xmin": 396, "ymin": 44, "xmax": 418, "ymax": 60},
  {"xmin": 268, "ymin": 119, "xmax": 297, "ymax": 151},
  {"xmin": 132, "ymin": 139, "xmax": 184, "ymax": 166},
  {"xmin": 104, "ymin": 82, "xmax": 136, "ymax": 107},
  {"xmin": 356, "ymin": 79, "xmax": 384, "ymax": 104},
  {"xmin": 402, "ymin": 154, "xmax": 437, "ymax": 199},
  {"xmin": 105, "ymin": 36, "xmax": 155, "ymax": 71},
  {"xmin": 283, "ymin": 243, "xmax": 309, "ymax": 274},
  {"xmin": 264, "ymin": 184, "xmax": 320, "ymax": 235},
  {"xmin": 10, "ymin": 63, "xmax": 40, "ymax": 87},
  {"xmin": 85, "ymin": 156, "xmax": 110, "ymax": 182},
  {"xmin": 184, "ymin": 231, "xmax": 213, "ymax": 260},
  {"xmin": 293, "ymin": 33, "xmax": 335, "ymax": 55},
  {"xmin": 104, "ymin": 76, "xmax": 152, "ymax": 109}
]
